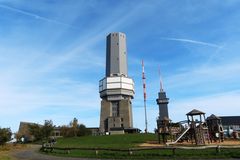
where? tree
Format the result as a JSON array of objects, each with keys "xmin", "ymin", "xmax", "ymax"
[
  {"xmin": 70, "ymin": 118, "xmax": 78, "ymax": 137},
  {"xmin": 42, "ymin": 120, "xmax": 54, "ymax": 140},
  {"xmin": 60, "ymin": 118, "xmax": 91, "ymax": 137},
  {"xmin": 28, "ymin": 120, "xmax": 54, "ymax": 142},
  {"xmin": 0, "ymin": 127, "xmax": 12, "ymax": 146},
  {"xmin": 60, "ymin": 125, "xmax": 71, "ymax": 137},
  {"xmin": 28, "ymin": 124, "xmax": 42, "ymax": 141},
  {"xmin": 77, "ymin": 124, "xmax": 91, "ymax": 136}
]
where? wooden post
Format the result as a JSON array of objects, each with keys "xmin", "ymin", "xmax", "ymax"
[
  {"xmin": 158, "ymin": 132, "xmax": 161, "ymax": 144},
  {"xmin": 95, "ymin": 150, "xmax": 99, "ymax": 155},
  {"xmin": 172, "ymin": 148, "xmax": 176, "ymax": 155},
  {"xmin": 66, "ymin": 149, "xmax": 70, "ymax": 154},
  {"xmin": 216, "ymin": 145, "xmax": 221, "ymax": 153},
  {"xmin": 129, "ymin": 149, "xmax": 133, "ymax": 155}
]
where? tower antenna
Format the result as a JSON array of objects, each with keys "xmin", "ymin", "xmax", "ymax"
[
  {"xmin": 158, "ymin": 66, "xmax": 164, "ymax": 92},
  {"xmin": 142, "ymin": 60, "xmax": 148, "ymax": 133}
]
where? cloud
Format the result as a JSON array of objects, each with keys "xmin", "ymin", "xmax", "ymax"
[
  {"xmin": 0, "ymin": 2, "xmax": 148, "ymax": 132},
  {"xmin": 161, "ymin": 37, "xmax": 222, "ymax": 49},
  {"xmin": 132, "ymin": 90, "xmax": 240, "ymax": 133},
  {"xmin": 165, "ymin": 61, "xmax": 240, "ymax": 90},
  {"xmin": 38, "ymin": 2, "xmax": 146, "ymax": 73},
  {"xmin": 169, "ymin": 90, "xmax": 240, "ymax": 122},
  {"xmin": 0, "ymin": 4, "xmax": 78, "ymax": 29}
]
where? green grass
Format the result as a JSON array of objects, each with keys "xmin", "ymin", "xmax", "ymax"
[
  {"xmin": 43, "ymin": 134, "xmax": 240, "ymax": 159},
  {"xmin": 47, "ymin": 148, "xmax": 240, "ymax": 159},
  {"xmin": 55, "ymin": 133, "xmax": 156, "ymax": 149}
]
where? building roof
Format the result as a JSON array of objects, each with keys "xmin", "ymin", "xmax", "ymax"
[
  {"xmin": 87, "ymin": 127, "xmax": 99, "ymax": 129},
  {"xmin": 186, "ymin": 109, "xmax": 205, "ymax": 116},
  {"xmin": 18, "ymin": 122, "xmax": 39, "ymax": 132},
  {"xmin": 206, "ymin": 114, "xmax": 221, "ymax": 120},
  {"xmin": 219, "ymin": 116, "xmax": 240, "ymax": 126},
  {"xmin": 109, "ymin": 127, "xmax": 124, "ymax": 131}
]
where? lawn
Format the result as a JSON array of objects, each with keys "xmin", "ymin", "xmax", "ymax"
[
  {"xmin": 55, "ymin": 133, "xmax": 156, "ymax": 149},
  {"xmin": 44, "ymin": 134, "xmax": 240, "ymax": 159}
]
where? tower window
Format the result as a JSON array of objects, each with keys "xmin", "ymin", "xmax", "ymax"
[{"xmin": 112, "ymin": 102, "xmax": 119, "ymax": 117}]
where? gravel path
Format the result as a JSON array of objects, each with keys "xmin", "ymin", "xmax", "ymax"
[{"xmin": 10, "ymin": 145, "xmax": 102, "ymax": 160}]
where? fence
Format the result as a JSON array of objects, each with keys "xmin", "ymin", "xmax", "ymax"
[{"xmin": 41, "ymin": 145, "xmax": 240, "ymax": 156}]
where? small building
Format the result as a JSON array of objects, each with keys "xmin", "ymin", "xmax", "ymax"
[
  {"xmin": 18, "ymin": 122, "xmax": 37, "ymax": 142},
  {"xmin": 109, "ymin": 127, "xmax": 125, "ymax": 135},
  {"xmin": 219, "ymin": 116, "xmax": 240, "ymax": 138},
  {"xmin": 18, "ymin": 122, "xmax": 62, "ymax": 142},
  {"xmin": 108, "ymin": 127, "xmax": 141, "ymax": 135},
  {"xmin": 87, "ymin": 127, "xmax": 100, "ymax": 136},
  {"xmin": 124, "ymin": 128, "xmax": 141, "ymax": 134},
  {"xmin": 52, "ymin": 126, "xmax": 61, "ymax": 137}
]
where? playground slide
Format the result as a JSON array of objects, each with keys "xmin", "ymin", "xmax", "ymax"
[{"xmin": 166, "ymin": 126, "xmax": 190, "ymax": 146}]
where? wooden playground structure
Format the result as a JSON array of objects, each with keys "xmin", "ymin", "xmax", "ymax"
[{"xmin": 157, "ymin": 109, "xmax": 228, "ymax": 146}]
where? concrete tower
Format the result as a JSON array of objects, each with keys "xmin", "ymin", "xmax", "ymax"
[
  {"xmin": 99, "ymin": 32, "xmax": 134, "ymax": 134},
  {"xmin": 156, "ymin": 75, "xmax": 169, "ymax": 120}
]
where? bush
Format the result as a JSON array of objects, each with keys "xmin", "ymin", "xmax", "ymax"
[{"xmin": 0, "ymin": 127, "xmax": 12, "ymax": 145}]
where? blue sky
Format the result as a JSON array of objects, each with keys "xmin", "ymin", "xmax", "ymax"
[{"xmin": 0, "ymin": 0, "xmax": 240, "ymax": 133}]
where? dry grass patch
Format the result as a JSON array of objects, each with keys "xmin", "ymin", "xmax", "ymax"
[{"xmin": 0, "ymin": 144, "xmax": 28, "ymax": 160}]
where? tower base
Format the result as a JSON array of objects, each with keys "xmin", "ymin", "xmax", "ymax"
[{"xmin": 99, "ymin": 99, "xmax": 133, "ymax": 134}]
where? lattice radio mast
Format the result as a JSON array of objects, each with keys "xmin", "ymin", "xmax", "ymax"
[{"xmin": 142, "ymin": 60, "xmax": 148, "ymax": 133}]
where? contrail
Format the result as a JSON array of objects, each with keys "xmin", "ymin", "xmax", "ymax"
[
  {"xmin": 161, "ymin": 37, "xmax": 222, "ymax": 48},
  {"xmin": 0, "ymin": 4, "xmax": 77, "ymax": 29}
]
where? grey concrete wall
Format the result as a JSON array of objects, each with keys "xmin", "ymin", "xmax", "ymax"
[
  {"xmin": 100, "ymin": 99, "xmax": 133, "ymax": 133},
  {"xmin": 107, "ymin": 117, "xmax": 122, "ymax": 130},
  {"xmin": 99, "ymin": 100, "xmax": 112, "ymax": 133},
  {"xmin": 106, "ymin": 32, "xmax": 128, "ymax": 77},
  {"xmin": 119, "ymin": 99, "xmax": 133, "ymax": 128}
]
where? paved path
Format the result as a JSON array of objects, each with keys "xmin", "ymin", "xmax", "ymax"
[{"xmin": 10, "ymin": 145, "xmax": 102, "ymax": 160}]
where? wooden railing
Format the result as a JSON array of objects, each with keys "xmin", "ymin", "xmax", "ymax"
[
  {"xmin": 41, "ymin": 146, "xmax": 177, "ymax": 155},
  {"xmin": 41, "ymin": 145, "xmax": 240, "ymax": 156}
]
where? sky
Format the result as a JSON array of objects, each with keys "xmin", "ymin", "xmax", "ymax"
[{"xmin": 0, "ymin": 0, "xmax": 240, "ymax": 133}]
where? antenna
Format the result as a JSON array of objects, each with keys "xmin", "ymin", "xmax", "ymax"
[
  {"xmin": 142, "ymin": 60, "xmax": 148, "ymax": 133},
  {"xmin": 158, "ymin": 66, "xmax": 164, "ymax": 92}
]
